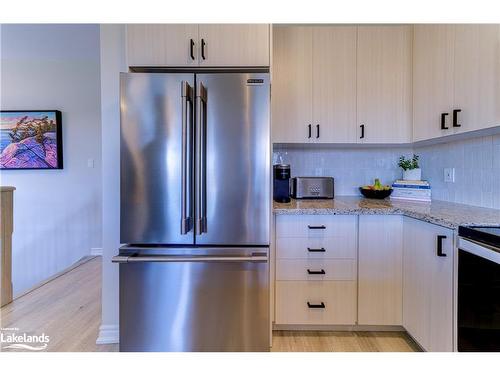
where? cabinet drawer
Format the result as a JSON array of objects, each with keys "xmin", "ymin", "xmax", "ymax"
[
  {"xmin": 275, "ymin": 281, "xmax": 357, "ymax": 325},
  {"xmin": 276, "ymin": 259, "xmax": 356, "ymax": 281},
  {"xmin": 276, "ymin": 236, "xmax": 356, "ymax": 259},
  {"xmin": 276, "ymin": 215, "xmax": 356, "ymax": 238}
]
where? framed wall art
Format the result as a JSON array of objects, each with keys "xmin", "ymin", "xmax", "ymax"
[{"xmin": 0, "ymin": 110, "xmax": 63, "ymax": 170}]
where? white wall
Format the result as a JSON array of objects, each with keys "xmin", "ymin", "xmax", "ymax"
[
  {"xmin": 275, "ymin": 132, "xmax": 500, "ymax": 210},
  {"xmin": 274, "ymin": 145, "xmax": 414, "ymax": 195},
  {"xmin": 415, "ymin": 134, "xmax": 500, "ymax": 209},
  {"xmin": 0, "ymin": 24, "xmax": 102, "ymax": 296},
  {"xmin": 96, "ymin": 24, "xmax": 125, "ymax": 345}
]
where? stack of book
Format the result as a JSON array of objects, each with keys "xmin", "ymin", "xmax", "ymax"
[{"xmin": 390, "ymin": 180, "xmax": 431, "ymax": 202}]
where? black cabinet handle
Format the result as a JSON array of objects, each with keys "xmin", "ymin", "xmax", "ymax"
[
  {"xmin": 190, "ymin": 39, "xmax": 195, "ymax": 60},
  {"xmin": 360, "ymin": 124, "xmax": 365, "ymax": 139},
  {"xmin": 441, "ymin": 113, "xmax": 449, "ymax": 130},
  {"xmin": 307, "ymin": 302, "xmax": 326, "ymax": 309},
  {"xmin": 307, "ymin": 269, "xmax": 326, "ymax": 275},
  {"xmin": 201, "ymin": 39, "xmax": 206, "ymax": 60},
  {"xmin": 453, "ymin": 109, "xmax": 462, "ymax": 127},
  {"xmin": 308, "ymin": 225, "xmax": 326, "ymax": 229},
  {"xmin": 316, "ymin": 124, "xmax": 320, "ymax": 138},
  {"xmin": 437, "ymin": 235, "xmax": 447, "ymax": 257},
  {"xmin": 307, "ymin": 247, "xmax": 326, "ymax": 252},
  {"xmin": 308, "ymin": 124, "xmax": 312, "ymax": 138}
]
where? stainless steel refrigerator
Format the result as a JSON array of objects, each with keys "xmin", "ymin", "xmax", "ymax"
[{"xmin": 113, "ymin": 71, "xmax": 270, "ymax": 352}]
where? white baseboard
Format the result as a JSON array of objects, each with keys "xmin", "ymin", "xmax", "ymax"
[
  {"xmin": 90, "ymin": 247, "xmax": 103, "ymax": 256},
  {"xmin": 96, "ymin": 324, "xmax": 119, "ymax": 345},
  {"xmin": 13, "ymin": 256, "xmax": 95, "ymax": 300}
]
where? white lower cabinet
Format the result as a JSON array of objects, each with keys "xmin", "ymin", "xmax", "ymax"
[
  {"xmin": 275, "ymin": 215, "xmax": 357, "ymax": 325},
  {"xmin": 403, "ymin": 217, "xmax": 454, "ymax": 352},
  {"xmin": 358, "ymin": 215, "xmax": 403, "ymax": 326},
  {"xmin": 274, "ymin": 214, "xmax": 455, "ymax": 351}
]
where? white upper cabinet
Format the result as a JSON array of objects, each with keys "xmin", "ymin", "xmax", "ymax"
[
  {"xmin": 126, "ymin": 24, "xmax": 200, "ymax": 67},
  {"xmin": 357, "ymin": 25, "xmax": 413, "ymax": 143},
  {"xmin": 198, "ymin": 24, "xmax": 270, "ymax": 67},
  {"xmin": 272, "ymin": 25, "xmax": 411, "ymax": 144},
  {"xmin": 272, "ymin": 26, "xmax": 313, "ymax": 143},
  {"xmin": 413, "ymin": 24, "xmax": 500, "ymax": 141},
  {"xmin": 272, "ymin": 25, "xmax": 358, "ymax": 143},
  {"xmin": 413, "ymin": 25, "xmax": 455, "ymax": 142},
  {"xmin": 453, "ymin": 24, "xmax": 500, "ymax": 134},
  {"xmin": 126, "ymin": 24, "xmax": 270, "ymax": 67},
  {"xmin": 312, "ymin": 26, "xmax": 357, "ymax": 143}
]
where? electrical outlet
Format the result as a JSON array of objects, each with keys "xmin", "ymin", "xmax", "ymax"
[
  {"xmin": 444, "ymin": 168, "xmax": 455, "ymax": 183},
  {"xmin": 87, "ymin": 158, "xmax": 95, "ymax": 168}
]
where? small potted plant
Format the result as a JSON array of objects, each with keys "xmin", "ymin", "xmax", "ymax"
[{"xmin": 398, "ymin": 154, "xmax": 421, "ymax": 181}]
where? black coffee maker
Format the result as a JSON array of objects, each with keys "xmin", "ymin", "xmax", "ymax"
[{"xmin": 273, "ymin": 164, "xmax": 291, "ymax": 203}]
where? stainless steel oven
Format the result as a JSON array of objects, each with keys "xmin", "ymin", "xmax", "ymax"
[{"xmin": 457, "ymin": 226, "xmax": 500, "ymax": 352}]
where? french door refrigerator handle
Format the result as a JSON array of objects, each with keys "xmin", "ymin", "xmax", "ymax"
[
  {"xmin": 196, "ymin": 82, "xmax": 208, "ymax": 235},
  {"xmin": 112, "ymin": 254, "xmax": 268, "ymax": 263},
  {"xmin": 181, "ymin": 81, "xmax": 193, "ymax": 235}
]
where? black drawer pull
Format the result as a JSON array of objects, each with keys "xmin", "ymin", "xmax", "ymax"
[
  {"xmin": 307, "ymin": 247, "xmax": 326, "ymax": 252},
  {"xmin": 308, "ymin": 225, "xmax": 326, "ymax": 230},
  {"xmin": 307, "ymin": 269, "xmax": 325, "ymax": 275},
  {"xmin": 437, "ymin": 235, "xmax": 447, "ymax": 257},
  {"xmin": 307, "ymin": 302, "xmax": 325, "ymax": 309}
]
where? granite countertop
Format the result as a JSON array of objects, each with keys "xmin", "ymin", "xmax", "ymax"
[{"xmin": 273, "ymin": 196, "xmax": 500, "ymax": 229}]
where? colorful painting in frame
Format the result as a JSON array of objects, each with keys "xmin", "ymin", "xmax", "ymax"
[{"xmin": 0, "ymin": 110, "xmax": 63, "ymax": 170}]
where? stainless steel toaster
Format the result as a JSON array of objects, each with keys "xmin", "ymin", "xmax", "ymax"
[{"xmin": 291, "ymin": 177, "xmax": 334, "ymax": 199}]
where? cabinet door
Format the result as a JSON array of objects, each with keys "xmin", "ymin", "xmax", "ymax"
[
  {"xmin": 403, "ymin": 217, "xmax": 454, "ymax": 352},
  {"xmin": 272, "ymin": 26, "xmax": 313, "ymax": 143},
  {"xmin": 357, "ymin": 26, "xmax": 412, "ymax": 143},
  {"xmin": 403, "ymin": 217, "xmax": 429, "ymax": 348},
  {"xmin": 454, "ymin": 24, "xmax": 500, "ymax": 133},
  {"xmin": 413, "ymin": 25, "xmax": 455, "ymax": 142},
  {"xmin": 312, "ymin": 26, "xmax": 357, "ymax": 143},
  {"xmin": 358, "ymin": 215, "xmax": 403, "ymax": 325},
  {"xmin": 427, "ymin": 223, "xmax": 454, "ymax": 352},
  {"xmin": 198, "ymin": 24, "xmax": 270, "ymax": 67},
  {"xmin": 126, "ymin": 24, "xmax": 199, "ymax": 67}
]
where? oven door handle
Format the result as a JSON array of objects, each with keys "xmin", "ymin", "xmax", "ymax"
[{"xmin": 458, "ymin": 238, "xmax": 500, "ymax": 265}]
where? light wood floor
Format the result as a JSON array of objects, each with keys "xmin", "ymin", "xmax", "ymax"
[
  {"xmin": 0, "ymin": 256, "xmax": 418, "ymax": 352},
  {"xmin": 272, "ymin": 331, "xmax": 419, "ymax": 352},
  {"xmin": 0, "ymin": 256, "xmax": 117, "ymax": 352}
]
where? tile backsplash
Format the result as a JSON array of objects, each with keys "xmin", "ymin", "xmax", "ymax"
[
  {"xmin": 273, "ymin": 145, "xmax": 414, "ymax": 196},
  {"xmin": 274, "ymin": 133, "xmax": 500, "ymax": 210},
  {"xmin": 414, "ymin": 134, "xmax": 500, "ymax": 210}
]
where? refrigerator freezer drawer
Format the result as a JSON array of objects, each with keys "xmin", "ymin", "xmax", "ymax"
[{"xmin": 117, "ymin": 247, "xmax": 270, "ymax": 352}]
